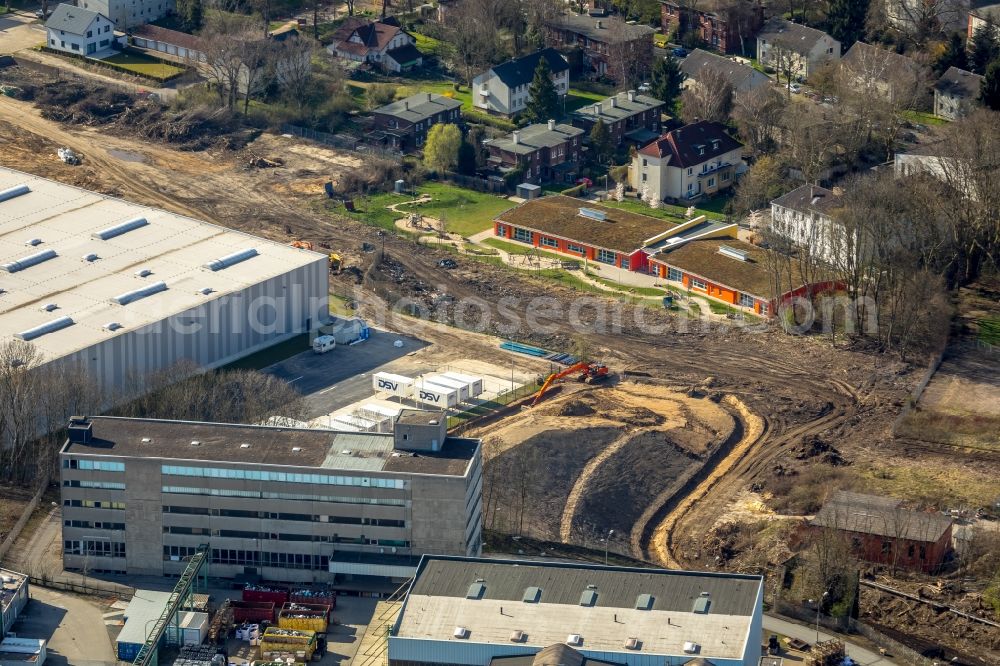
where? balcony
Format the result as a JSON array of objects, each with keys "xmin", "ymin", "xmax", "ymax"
[{"xmin": 695, "ymin": 161, "xmax": 734, "ymax": 179}]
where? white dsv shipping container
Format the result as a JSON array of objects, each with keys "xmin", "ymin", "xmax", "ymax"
[
  {"xmin": 424, "ymin": 374, "xmax": 470, "ymax": 402},
  {"xmin": 373, "ymin": 372, "xmax": 415, "ymax": 399},
  {"xmin": 441, "ymin": 372, "xmax": 484, "ymax": 397},
  {"xmin": 413, "ymin": 382, "xmax": 458, "ymax": 408}
]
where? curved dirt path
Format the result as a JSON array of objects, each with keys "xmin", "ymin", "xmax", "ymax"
[{"xmin": 558, "ymin": 429, "xmax": 635, "ymax": 543}]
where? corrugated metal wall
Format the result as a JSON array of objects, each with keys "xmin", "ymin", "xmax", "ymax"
[{"xmin": 47, "ymin": 258, "xmax": 328, "ymax": 395}]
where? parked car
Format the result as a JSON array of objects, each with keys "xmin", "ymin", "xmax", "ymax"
[
  {"xmin": 638, "ymin": 82, "xmax": 651, "ymax": 92},
  {"xmin": 786, "ymin": 82, "xmax": 802, "ymax": 94},
  {"xmin": 671, "ymin": 47, "xmax": 688, "ymax": 58},
  {"xmin": 35, "ymin": 8, "xmax": 52, "ymax": 18}
]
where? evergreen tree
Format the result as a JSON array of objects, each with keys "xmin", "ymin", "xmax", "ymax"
[
  {"xmin": 589, "ymin": 118, "xmax": 612, "ymax": 164},
  {"xmin": 177, "ymin": 0, "xmax": 203, "ymax": 31},
  {"xmin": 457, "ymin": 139, "xmax": 478, "ymax": 175},
  {"xmin": 970, "ymin": 25, "xmax": 1000, "ymax": 74},
  {"xmin": 935, "ymin": 32, "xmax": 969, "ymax": 75},
  {"xmin": 650, "ymin": 55, "xmax": 686, "ymax": 114},
  {"xmin": 981, "ymin": 59, "xmax": 1000, "ymax": 111},
  {"xmin": 524, "ymin": 57, "xmax": 560, "ymax": 122},
  {"xmin": 826, "ymin": 0, "xmax": 870, "ymax": 48}
]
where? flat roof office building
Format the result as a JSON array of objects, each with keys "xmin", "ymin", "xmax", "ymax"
[
  {"xmin": 60, "ymin": 416, "xmax": 482, "ymax": 584},
  {"xmin": 390, "ymin": 556, "xmax": 764, "ymax": 666},
  {"xmin": 0, "ymin": 168, "xmax": 328, "ymax": 395}
]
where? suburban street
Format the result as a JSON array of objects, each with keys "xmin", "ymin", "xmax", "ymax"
[{"xmin": 0, "ymin": 10, "xmax": 46, "ymax": 52}]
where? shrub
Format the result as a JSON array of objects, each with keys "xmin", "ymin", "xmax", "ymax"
[
  {"xmin": 561, "ymin": 184, "xmax": 586, "ymax": 197},
  {"xmin": 463, "ymin": 109, "xmax": 516, "ymax": 132},
  {"xmin": 366, "ymin": 83, "xmax": 398, "ymax": 110}
]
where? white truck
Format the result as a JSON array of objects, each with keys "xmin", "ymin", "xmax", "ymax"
[{"xmin": 312, "ymin": 335, "xmax": 336, "ymax": 354}]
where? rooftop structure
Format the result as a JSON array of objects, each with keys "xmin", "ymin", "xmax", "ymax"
[
  {"xmin": 572, "ymin": 91, "xmax": 663, "ymax": 126},
  {"xmin": 0, "ymin": 637, "xmax": 46, "ymax": 665},
  {"xmin": 488, "ymin": 123, "xmax": 584, "ymax": 156},
  {"xmin": 373, "ymin": 92, "xmax": 463, "ymax": 125},
  {"xmin": 0, "ymin": 167, "xmax": 328, "ymax": 392},
  {"xmin": 653, "ymin": 238, "xmax": 791, "ymax": 300},
  {"xmin": 389, "ymin": 555, "xmax": 764, "ymax": 666},
  {"xmin": 0, "ymin": 569, "xmax": 28, "ymax": 639}
]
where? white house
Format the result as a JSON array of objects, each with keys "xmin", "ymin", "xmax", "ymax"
[
  {"xmin": 769, "ymin": 184, "xmax": 849, "ymax": 265},
  {"xmin": 934, "ymin": 66, "xmax": 983, "ymax": 119},
  {"xmin": 631, "ymin": 121, "xmax": 744, "ymax": 202},
  {"xmin": 80, "ymin": 0, "xmax": 174, "ymax": 29},
  {"xmin": 327, "ymin": 17, "xmax": 423, "ymax": 73},
  {"xmin": 472, "ymin": 48, "xmax": 570, "ymax": 117},
  {"xmin": 45, "ymin": 3, "xmax": 119, "ymax": 57},
  {"xmin": 756, "ymin": 18, "xmax": 840, "ymax": 81}
]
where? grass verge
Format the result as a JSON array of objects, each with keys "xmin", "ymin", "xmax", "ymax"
[{"xmin": 101, "ymin": 51, "xmax": 185, "ymax": 79}]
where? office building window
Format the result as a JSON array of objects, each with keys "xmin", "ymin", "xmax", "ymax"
[
  {"xmin": 513, "ymin": 228, "xmax": 533, "ymax": 243},
  {"xmin": 596, "ymin": 249, "xmax": 616, "ymax": 264},
  {"xmin": 160, "ymin": 465, "xmax": 405, "ymax": 489},
  {"xmin": 539, "ymin": 237, "xmax": 558, "ymax": 248},
  {"xmin": 64, "ymin": 459, "xmax": 125, "ymax": 472},
  {"xmin": 667, "ymin": 267, "xmax": 683, "ymax": 282},
  {"xmin": 690, "ymin": 277, "xmax": 706, "ymax": 290}
]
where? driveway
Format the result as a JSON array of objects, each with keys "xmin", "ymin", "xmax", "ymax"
[
  {"xmin": 13, "ymin": 586, "xmax": 117, "ymax": 666},
  {"xmin": 0, "ymin": 12, "xmax": 46, "ymax": 53}
]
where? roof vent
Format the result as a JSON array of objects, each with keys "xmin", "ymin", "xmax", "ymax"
[
  {"xmin": 93, "ymin": 217, "xmax": 148, "ymax": 240},
  {"xmin": 141, "ymin": 437, "xmax": 152, "ymax": 443},
  {"xmin": 190, "ymin": 440, "xmax": 201, "ymax": 447},
  {"xmin": 292, "ymin": 446, "xmax": 302, "ymax": 452},
  {"xmin": 624, "ymin": 637, "xmax": 641, "ymax": 650},
  {"xmin": 683, "ymin": 641, "xmax": 699, "ymax": 654},
  {"xmin": 103, "ymin": 322, "xmax": 123, "ymax": 332},
  {"xmin": 453, "ymin": 626, "xmax": 469, "ymax": 639},
  {"xmin": 197, "ymin": 287, "xmax": 213, "ymax": 295},
  {"xmin": 718, "ymin": 245, "xmax": 748, "ymax": 262},
  {"xmin": 240, "ymin": 443, "xmax": 251, "ymax": 449},
  {"xmin": 3, "ymin": 248, "xmax": 57, "ymax": 273},
  {"xmin": 467, "ymin": 582, "xmax": 486, "ymax": 599},
  {"xmin": 82, "ymin": 253, "xmax": 99, "ymax": 262},
  {"xmin": 15, "ymin": 315, "xmax": 74, "ymax": 341},
  {"xmin": 341, "ymin": 449, "xmax": 352, "ymax": 455},
  {"xmin": 135, "ymin": 268, "xmax": 153, "ymax": 278},
  {"xmin": 25, "ymin": 238, "xmax": 42, "ymax": 247},
  {"xmin": 0, "ymin": 184, "xmax": 30, "ymax": 203},
  {"xmin": 510, "ymin": 630, "xmax": 526, "ymax": 643},
  {"xmin": 566, "ymin": 634, "xmax": 582, "ymax": 646},
  {"xmin": 578, "ymin": 207, "xmax": 607, "ymax": 222},
  {"xmin": 692, "ymin": 595, "xmax": 711, "ymax": 614},
  {"xmin": 205, "ymin": 248, "xmax": 259, "ymax": 271},
  {"xmin": 522, "ymin": 586, "xmax": 541, "ymax": 603},
  {"xmin": 579, "ymin": 589, "xmax": 598, "ymax": 606},
  {"xmin": 636, "ymin": 593, "xmax": 655, "ymax": 610},
  {"xmin": 112, "ymin": 281, "xmax": 167, "ymax": 305},
  {"xmin": 40, "ymin": 303, "xmax": 58, "ymax": 312}
]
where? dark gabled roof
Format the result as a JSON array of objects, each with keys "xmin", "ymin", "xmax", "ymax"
[
  {"xmin": 840, "ymin": 41, "xmax": 921, "ymax": 77},
  {"xmin": 757, "ymin": 17, "xmax": 836, "ymax": 54},
  {"xmin": 810, "ymin": 491, "xmax": 954, "ymax": 543},
  {"xmin": 934, "ymin": 66, "xmax": 984, "ymax": 99},
  {"xmin": 680, "ymin": 49, "xmax": 770, "ymax": 91},
  {"xmin": 488, "ymin": 122, "xmax": 583, "ymax": 156},
  {"xmin": 331, "ymin": 18, "xmax": 405, "ymax": 52},
  {"xmin": 544, "ymin": 14, "xmax": 655, "ymax": 43},
  {"xmin": 572, "ymin": 91, "xmax": 665, "ymax": 123},
  {"xmin": 409, "ymin": 556, "xmax": 762, "ymax": 616},
  {"xmin": 373, "ymin": 92, "xmax": 462, "ymax": 122},
  {"xmin": 491, "ymin": 48, "xmax": 569, "ymax": 89},
  {"xmin": 385, "ymin": 43, "xmax": 423, "ymax": 66},
  {"xmin": 771, "ymin": 184, "xmax": 844, "ymax": 216},
  {"xmin": 45, "ymin": 3, "xmax": 105, "ymax": 34},
  {"xmin": 638, "ymin": 121, "xmax": 743, "ymax": 168}
]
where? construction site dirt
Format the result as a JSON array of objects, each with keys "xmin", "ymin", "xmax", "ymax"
[{"xmin": 1, "ymin": 72, "xmax": 998, "ymax": 662}]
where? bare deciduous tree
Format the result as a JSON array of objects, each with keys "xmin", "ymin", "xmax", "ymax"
[
  {"xmin": 734, "ymin": 86, "xmax": 786, "ymax": 155},
  {"xmin": 680, "ymin": 68, "xmax": 733, "ymax": 123}
]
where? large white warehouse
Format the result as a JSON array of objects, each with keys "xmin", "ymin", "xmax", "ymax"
[{"xmin": 0, "ymin": 167, "xmax": 328, "ymax": 392}]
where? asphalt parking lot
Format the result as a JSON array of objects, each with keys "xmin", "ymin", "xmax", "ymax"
[
  {"xmin": 13, "ymin": 587, "xmax": 117, "ymax": 666},
  {"xmin": 264, "ymin": 328, "xmax": 429, "ymax": 419}
]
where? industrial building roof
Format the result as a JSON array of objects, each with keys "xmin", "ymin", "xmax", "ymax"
[
  {"xmin": 117, "ymin": 590, "xmax": 173, "ymax": 647},
  {"xmin": 495, "ymin": 196, "xmax": 671, "ymax": 254},
  {"xmin": 811, "ymin": 491, "xmax": 953, "ymax": 543},
  {"xmin": 0, "ymin": 168, "xmax": 325, "ymax": 361},
  {"xmin": 490, "ymin": 644, "xmax": 622, "ymax": 666},
  {"xmin": 395, "ymin": 556, "xmax": 762, "ymax": 660},
  {"xmin": 62, "ymin": 416, "xmax": 478, "ymax": 477}
]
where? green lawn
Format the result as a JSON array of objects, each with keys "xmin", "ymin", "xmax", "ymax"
[
  {"xmin": 344, "ymin": 182, "xmax": 514, "ymax": 237},
  {"xmin": 565, "ymin": 88, "xmax": 607, "ymax": 113},
  {"xmin": 410, "ymin": 31, "xmax": 454, "ymax": 60},
  {"xmin": 902, "ymin": 109, "xmax": 948, "ymax": 126},
  {"xmin": 101, "ymin": 51, "xmax": 185, "ymax": 79},
  {"xmin": 481, "ymin": 237, "xmax": 581, "ymax": 264}
]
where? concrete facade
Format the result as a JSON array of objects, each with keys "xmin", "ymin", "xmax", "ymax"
[
  {"xmin": 60, "ymin": 417, "xmax": 482, "ymax": 584},
  {"xmin": 80, "ymin": 0, "xmax": 174, "ymax": 29}
]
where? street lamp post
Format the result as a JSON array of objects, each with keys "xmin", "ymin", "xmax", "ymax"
[
  {"xmin": 603, "ymin": 529, "xmax": 614, "ymax": 565},
  {"xmin": 814, "ymin": 590, "xmax": 828, "ymax": 643}
]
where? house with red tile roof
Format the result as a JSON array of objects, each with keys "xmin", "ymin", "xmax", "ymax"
[
  {"xmin": 629, "ymin": 121, "xmax": 744, "ymax": 203},
  {"xmin": 327, "ymin": 17, "xmax": 423, "ymax": 72}
]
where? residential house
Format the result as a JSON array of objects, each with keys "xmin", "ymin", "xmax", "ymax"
[
  {"xmin": 630, "ymin": 120, "xmax": 744, "ymax": 202},
  {"xmin": 543, "ymin": 14, "xmax": 655, "ymax": 85},
  {"xmin": 80, "ymin": 0, "xmax": 173, "ymax": 29},
  {"xmin": 45, "ymin": 4, "xmax": 120, "ymax": 57},
  {"xmin": 839, "ymin": 42, "xmax": 928, "ymax": 105},
  {"xmin": 372, "ymin": 93, "xmax": 463, "ymax": 152},
  {"xmin": 680, "ymin": 48, "xmax": 771, "ymax": 95},
  {"xmin": 660, "ymin": 0, "xmax": 764, "ymax": 54},
  {"xmin": 756, "ymin": 18, "xmax": 840, "ymax": 81},
  {"xmin": 327, "ymin": 17, "xmax": 423, "ymax": 72},
  {"xmin": 492, "ymin": 196, "xmax": 838, "ymax": 316},
  {"xmin": 485, "ymin": 121, "xmax": 584, "ymax": 185},
  {"xmin": 769, "ymin": 184, "xmax": 849, "ymax": 265},
  {"xmin": 131, "ymin": 23, "xmax": 205, "ymax": 62},
  {"xmin": 968, "ymin": 0, "xmax": 1000, "ymax": 39},
  {"xmin": 810, "ymin": 491, "xmax": 953, "ymax": 573},
  {"xmin": 472, "ymin": 48, "xmax": 570, "ymax": 117},
  {"xmin": 571, "ymin": 90, "xmax": 665, "ymax": 148},
  {"xmin": 934, "ymin": 66, "xmax": 983, "ymax": 119}
]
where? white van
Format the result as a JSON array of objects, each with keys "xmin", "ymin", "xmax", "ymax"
[{"xmin": 312, "ymin": 335, "xmax": 336, "ymax": 354}]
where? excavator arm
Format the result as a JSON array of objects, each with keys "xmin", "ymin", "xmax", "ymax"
[{"xmin": 531, "ymin": 362, "xmax": 591, "ymax": 407}]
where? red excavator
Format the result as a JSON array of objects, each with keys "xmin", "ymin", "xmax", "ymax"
[{"xmin": 530, "ymin": 361, "xmax": 610, "ymax": 407}]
